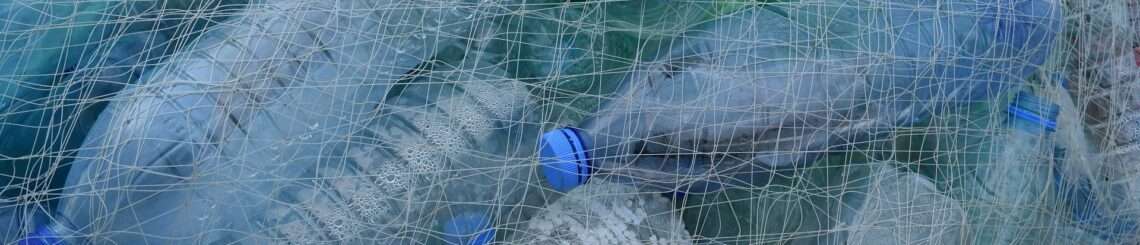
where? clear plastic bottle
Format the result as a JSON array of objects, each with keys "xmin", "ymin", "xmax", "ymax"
[
  {"xmin": 23, "ymin": 1, "xmax": 524, "ymax": 244},
  {"xmin": 32, "ymin": 63, "xmax": 538, "ymax": 245},
  {"xmin": 536, "ymin": 6, "xmax": 870, "ymax": 195},
  {"xmin": 537, "ymin": 0, "xmax": 1061, "ymax": 194}
]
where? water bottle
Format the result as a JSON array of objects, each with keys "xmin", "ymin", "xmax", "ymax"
[
  {"xmin": 27, "ymin": 1, "xmax": 517, "ymax": 243},
  {"xmin": 956, "ymin": 91, "xmax": 1060, "ymax": 244},
  {"xmin": 536, "ymin": 6, "xmax": 873, "ymax": 195},
  {"xmin": 782, "ymin": 0, "xmax": 1062, "ymax": 125},
  {"xmin": 538, "ymin": 0, "xmax": 1061, "ymax": 194}
]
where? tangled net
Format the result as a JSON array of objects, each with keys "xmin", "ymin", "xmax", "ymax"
[{"xmin": 0, "ymin": 0, "xmax": 1138, "ymax": 244}]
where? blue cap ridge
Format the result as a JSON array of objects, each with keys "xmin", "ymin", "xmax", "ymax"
[{"xmin": 539, "ymin": 127, "xmax": 592, "ymax": 192}]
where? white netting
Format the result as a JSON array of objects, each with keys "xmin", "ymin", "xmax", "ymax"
[{"xmin": 0, "ymin": 0, "xmax": 1138, "ymax": 244}]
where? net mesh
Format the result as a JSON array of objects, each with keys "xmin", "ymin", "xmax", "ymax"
[{"xmin": 0, "ymin": 0, "xmax": 1137, "ymax": 244}]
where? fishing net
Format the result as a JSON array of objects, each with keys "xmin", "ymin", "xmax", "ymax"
[{"xmin": 0, "ymin": 0, "xmax": 1137, "ymax": 244}]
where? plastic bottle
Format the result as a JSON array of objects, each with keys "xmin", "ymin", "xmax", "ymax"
[
  {"xmin": 34, "ymin": 64, "xmax": 535, "ymax": 244},
  {"xmin": 26, "ymin": 1, "xmax": 519, "ymax": 244},
  {"xmin": 781, "ymin": 0, "xmax": 1062, "ymax": 126},
  {"xmin": 538, "ymin": 0, "xmax": 1061, "ymax": 194},
  {"xmin": 955, "ymin": 91, "xmax": 1060, "ymax": 244}
]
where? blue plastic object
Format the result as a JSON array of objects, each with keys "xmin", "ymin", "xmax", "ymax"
[
  {"xmin": 443, "ymin": 212, "xmax": 496, "ymax": 245},
  {"xmin": 539, "ymin": 128, "xmax": 592, "ymax": 192},
  {"xmin": 18, "ymin": 224, "xmax": 64, "ymax": 245},
  {"xmin": 1008, "ymin": 91, "xmax": 1060, "ymax": 132}
]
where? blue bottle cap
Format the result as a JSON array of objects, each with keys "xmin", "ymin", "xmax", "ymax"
[
  {"xmin": 442, "ymin": 212, "xmax": 495, "ymax": 245},
  {"xmin": 538, "ymin": 128, "xmax": 591, "ymax": 192},
  {"xmin": 1008, "ymin": 91, "xmax": 1059, "ymax": 132},
  {"xmin": 19, "ymin": 223, "xmax": 64, "ymax": 245}
]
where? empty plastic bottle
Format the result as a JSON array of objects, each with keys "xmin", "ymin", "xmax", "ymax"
[
  {"xmin": 540, "ymin": 0, "xmax": 1061, "ymax": 194},
  {"xmin": 0, "ymin": 0, "xmax": 248, "ymax": 202},
  {"xmin": 26, "ymin": 1, "xmax": 523, "ymax": 244},
  {"xmin": 783, "ymin": 0, "xmax": 1063, "ymax": 125}
]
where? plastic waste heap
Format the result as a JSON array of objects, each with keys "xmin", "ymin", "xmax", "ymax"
[{"xmin": 9, "ymin": 0, "xmax": 1070, "ymax": 243}]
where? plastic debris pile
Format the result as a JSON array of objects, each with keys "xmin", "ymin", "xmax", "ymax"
[{"xmin": 2, "ymin": 0, "xmax": 1139, "ymax": 244}]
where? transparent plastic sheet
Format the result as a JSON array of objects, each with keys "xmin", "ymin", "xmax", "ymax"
[{"xmin": 5, "ymin": 0, "xmax": 1140, "ymax": 245}]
